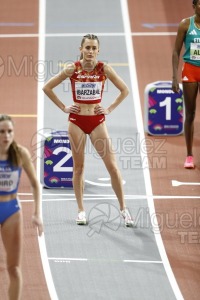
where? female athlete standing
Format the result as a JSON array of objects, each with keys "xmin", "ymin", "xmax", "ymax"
[
  {"xmin": 43, "ymin": 34, "xmax": 133, "ymax": 226},
  {"xmin": 0, "ymin": 114, "xmax": 43, "ymax": 299},
  {"xmin": 172, "ymin": 0, "xmax": 200, "ymax": 168}
]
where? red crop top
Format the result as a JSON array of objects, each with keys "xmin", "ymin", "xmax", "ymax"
[{"xmin": 70, "ymin": 61, "xmax": 107, "ymax": 104}]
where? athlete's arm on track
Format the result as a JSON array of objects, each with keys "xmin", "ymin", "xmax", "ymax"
[
  {"xmin": 174, "ymin": 18, "xmax": 190, "ymax": 56},
  {"xmin": 19, "ymin": 145, "xmax": 43, "ymax": 236},
  {"xmin": 103, "ymin": 63, "xmax": 129, "ymax": 113},
  {"xmin": 172, "ymin": 18, "xmax": 190, "ymax": 93}
]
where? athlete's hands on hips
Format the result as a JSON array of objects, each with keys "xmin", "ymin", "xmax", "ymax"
[
  {"xmin": 94, "ymin": 105, "xmax": 110, "ymax": 115},
  {"xmin": 32, "ymin": 214, "xmax": 44, "ymax": 236},
  {"xmin": 63, "ymin": 105, "xmax": 81, "ymax": 114},
  {"xmin": 172, "ymin": 78, "xmax": 180, "ymax": 93}
]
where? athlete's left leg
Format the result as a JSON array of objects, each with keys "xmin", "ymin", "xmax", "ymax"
[
  {"xmin": 90, "ymin": 122, "xmax": 125, "ymax": 211},
  {"xmin": 183, "ymin": 82, "xmax": 198, "ymax": 156},
  {"xmin": 1, "ymin": 210, "xmax": 23, "ymax": 300}
]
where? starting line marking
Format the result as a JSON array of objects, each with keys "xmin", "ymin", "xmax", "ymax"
[
  {"xmin": 18, "ymin": 193, "xmax": 200, "ymax": 202},
  {"xmin": 0, "ymin": 32, "xmax": 176, "ymax": 39},
  {"xmin": 48, "ymin": 257, "xmax": 162, "ymax": 264},
  {"xmin": 10, "ymin": 114, "xmax": 37, "ymax": 118}
]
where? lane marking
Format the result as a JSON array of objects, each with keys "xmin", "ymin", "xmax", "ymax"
[
  {"xmin": 123, "ymin": 260, "xmax": 162, "ymax": 264},
  {"xmin": 0, "ymin": 22, "xmax": 34, "ymax": 27},
  {"xmin": 19, "ymin": 195, "xmax": 200, "ymax": 203},
  {"xmin": 44, "ymin": 32, "xmax": 176, "ymax": 37},
  {"xmin": 120, "ymin": 1, "xmax": 184, "ymax": 300},
  {"xmin": 0, "ymin": 32, "xmax": 176, "ymax": 38},
  {"xmin": 58, "ymin": 62, "xmax": 129, "ymax": 68},
  {"xmin": 49, "ymin": 257, "xmax": 88, "ymax": 262},
  {"xmin": 0, "ymin": 34, "xmax": 39, "ymax": 38},
  {"xmin": 10, "ymin": 114, "xmax": 37, "ymax": 118},
  {"xmin": 48, "ymin": 257, "xmax": 162, "ymax": 264},
  {"xmin": 19, "ymin": 194, "xmax": 200, "ymax": 203},
  {"xmin": 37, "ymin": 1, "xmax": 59, "ymax": 300},
  {"xmin": 132, "ymin": 32, "xmax": 176, "ymax": 36},
  {"xmin": 172, "ymin": 180, "xmax": 200, "ymax": 187},
  {"xmin": 142, "ymin": 23, "xmax": 178, "ymax": 29},
  {"xmin": 40, "ymin": 193, "xmax": 200, "ymax": 198},
  {"xmin": 85, "ymin": 178, "xmax": 126, "ymax": 186},
  {"xmin": 109, "ymin": 62, "xmax": 128, "ymax": 66}
]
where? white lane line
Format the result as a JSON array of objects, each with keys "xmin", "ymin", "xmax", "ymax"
[
  {"xmin": 40, "ymin": 194, "xmax": 200, "ymax": 199},
  {"xmin": 120, "ymin": 1, "xmax": 184, "ymax": 300},
  {"xmin": 0, "ymin": 22, "xmax": 34, "ymax": 27},
  {"xmin": 172, "ymin": 180, "xmax": 200, "ymax": 187},
  {"xmin": 18, "ymin": 194, "xmax": 200, "ymax": 203},
  {"xmin": 132, "ymin": 32, "xmax": 176, "ymax": 36},
  {"xmin": 0, "ymin": 34, "xmax": 39, "ymax": 38},
  {"xmin": 123, "ymin": 260, "xmax": 162, "ymax": 264},
  {"xmin": 0, "ymin": 32, "xmax": 176, "ymax": 38},
  {"xmin": 49, "ymin": 257, "xmax": 88, "ymax": 262},
  {"xmin": 37, "ymin": 1, "xmax": 59, "ymax": 300},
  {"xmin": 48, "ymin": 257, "xmax": 162, "ymax": 264},
  {"xmin": 84, "ymin": 179, "xmax": 126, "ymax": 186}
]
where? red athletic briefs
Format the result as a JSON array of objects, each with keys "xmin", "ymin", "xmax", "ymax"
[
  {"xmin": 68, "ymin": 113, "xmax": 105, "ymax": 134},
  {"xmin": 182, "ymin": 62, "xmax": 200, "ymax": 82}
]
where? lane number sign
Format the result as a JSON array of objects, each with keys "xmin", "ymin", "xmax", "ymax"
[{"xmin": 145, "ymin": 81, "xmax": 184, "ymax": 136}]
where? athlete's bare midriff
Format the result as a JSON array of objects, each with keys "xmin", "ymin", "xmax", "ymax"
[
  {"xmin": 74, "ymin": 102, "xmax": 100, "ymax": 116},
  {"xmin": 0, "ymin": 193, "xmax": 17, "ymax": 202}
]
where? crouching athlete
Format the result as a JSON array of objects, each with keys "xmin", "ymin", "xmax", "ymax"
[
  {"xmin": 43, "ymin": 34, "xmax": 134, "ymax": 227},
  {"xmin": 0, "ymin": 114, "xmax": 43, "ymax": 300}
]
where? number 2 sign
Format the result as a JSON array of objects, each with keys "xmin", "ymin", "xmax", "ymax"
[
  {"xmin": 145, "ymin": 81, "xmax": 184, "ymax": 136},
  {"xmin": 41, "ymin": 131, "xmax": 73, "ymax": 188}
]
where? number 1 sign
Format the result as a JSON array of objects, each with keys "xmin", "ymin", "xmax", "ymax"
[
  {"xmin": 41, "ymin": 131, "xmax": 73, "ymax": 188},
  {"xmin": 145, "ymin": 81, "xmax": 184, "ymax": 136}
]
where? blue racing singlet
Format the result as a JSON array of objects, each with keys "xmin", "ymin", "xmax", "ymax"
[
  {"xmin": 183, "ymin": 16, "xmax": 200, "ymax": 67},
  {"xmin": 0, "ymin": 160, "xmax": 22, "ymax": 195}
]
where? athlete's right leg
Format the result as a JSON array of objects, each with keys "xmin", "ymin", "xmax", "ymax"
[
  {"xmin": 1, "ymin": 210, "xmax": 23, "ymax": 300},
  {"xmin": 90, "ymin": 123, "xmax": 134, "ymax": 227},
  {"xmin": 68, "ymin": 121, "xmax": 86, "ymax": 212},
  {"xmin": 183, "ymin": 82, "xmax": 198, "ymax": 156}
]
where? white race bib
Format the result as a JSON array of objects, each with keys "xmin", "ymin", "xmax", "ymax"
[
  {"xmin": 190, "ymin": 43, "xmax": 200, "ymax": 60},
  {"xmin": 75, "ymin": 82, "xmax": 102, "ymax": 101},
  {"xmin": 0, "ymin": 170, "xmax": 19, "ymax": 192}
]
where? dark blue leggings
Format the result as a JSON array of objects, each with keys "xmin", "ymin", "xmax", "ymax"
[{"xmin": 0, "ymin": 199, "xmax": 21, "ymax": 224}]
